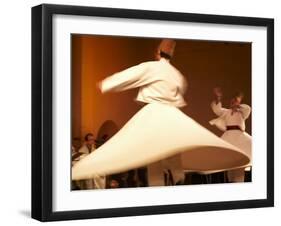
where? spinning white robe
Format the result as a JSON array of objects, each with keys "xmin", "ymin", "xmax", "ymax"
[
  {"xmin": 73, "ymin": 145, "xmax": 106, "ymax": 189},
  {"xmin": 72, "ymin": 58, "xmax": 250, "ymax": 180},
  {"xmin": 209, "ymin": 101, "xmax": 252, "ymax": 165}
]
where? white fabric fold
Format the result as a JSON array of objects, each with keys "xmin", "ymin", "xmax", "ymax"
[{"xmin": 72, "ymin": 103, "xmax": 250, "ymax": 180}]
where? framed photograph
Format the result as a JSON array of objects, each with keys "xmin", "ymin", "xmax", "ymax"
[{"xmin": 32, "ymin": 4, "xmax": 274, "ymax": 221}]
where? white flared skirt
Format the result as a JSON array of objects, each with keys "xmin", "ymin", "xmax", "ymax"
[
  {"xmin": 72, "ymin": 103, "xmax": 250, "ymax": 180},
  {"xmin": 221, "ymin": 130, "xmax": 252, "ymax": 166}
]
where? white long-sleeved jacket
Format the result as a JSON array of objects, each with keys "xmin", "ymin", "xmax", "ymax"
[
  {"xmin": 209, "ymin": 101, "xmax": 251, "ymax": 131},
  {"xmin": 101, "ymin": 58, "xmax": 187, "ymax": 108}
]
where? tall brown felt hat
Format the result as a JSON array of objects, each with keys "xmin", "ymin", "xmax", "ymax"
[{"xmin": 158, "ymin": 39, "xmax": 176, "ymax": 57}]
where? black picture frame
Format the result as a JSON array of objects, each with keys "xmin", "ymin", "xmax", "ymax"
[{"xmin": 31, "ymin": 3, "xmax": 274, "ymax": 222}]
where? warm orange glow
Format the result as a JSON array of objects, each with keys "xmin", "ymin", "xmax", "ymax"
[{"xmin": 71, "ymin": 35, "xmax": 251, "ymax": 144}]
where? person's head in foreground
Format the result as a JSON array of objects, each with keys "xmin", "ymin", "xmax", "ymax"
[{"xmin": 155, "ymin": 39, "xmax": 176, "ymax": 61}]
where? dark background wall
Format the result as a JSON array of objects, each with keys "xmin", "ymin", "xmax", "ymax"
[{"xmin": 71, "ymin": 35, "xmax": 251, "ymax": 144}]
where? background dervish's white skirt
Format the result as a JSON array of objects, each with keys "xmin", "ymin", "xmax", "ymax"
[
  {"xmin": 221, "ymin": 130, "xmax": 252, "ymax": 166},
  {"xmin": 72, "ymin": 103, "xmax": 250, "ymax": 180}
]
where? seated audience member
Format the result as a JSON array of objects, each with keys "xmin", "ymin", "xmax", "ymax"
[{"xmin": 73, "ymin": 133, "xmax": 97, "ymax": 190}]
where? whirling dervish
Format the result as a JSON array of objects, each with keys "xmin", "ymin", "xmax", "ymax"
[
  {"xmin": 72, "ymin": 39, "xmax": 250, "ymax": 183},
  {"xmin": 210, "ymin": 87, "xmax": 252, "ymax": 182}
]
